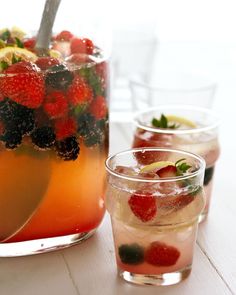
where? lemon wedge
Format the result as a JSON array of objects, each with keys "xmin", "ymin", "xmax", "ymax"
[
  {"xmin": 166, "ymin": 115, "xmax": 197, "ymax": 128},
  {"xmin": 0, "ymin": 47, "xmax": 37, "ymax": 67},
  {"xmin": 140, "ymin": 161, "xmax": 175, "ymax": 173}
]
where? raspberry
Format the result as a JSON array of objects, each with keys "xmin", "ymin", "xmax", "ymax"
[
  {"xmin": 36, "ymin": 57, "xmax": 60, "ymax": 71},
  {"xmin": 145, "ymin": 241, "xmax": 180, "ymax": 266},
  {"xmin": 55, "ymin": 30, "xmax": 74, "ymax": 42},
  {"xmin": 56, "ymin": 136, "xmax": 80, "ymax": 161},
  {"xmin": 118, "ymin": 244, "xmax": 144, "ymax": 265},
  {"xmin": 70, "ymin": 38, "xmax": 94, "ymax": 55},
  {"xmin": 46, "ymin": 63, "xmax": 74, "ymax": 90},
  {"xmin": 54, "ymin": 117, "xmax": 77, "ymax": 140},
  {"xmin": 0, "ymin": 61, "xmax": 45, "ymax": 109},
  {"xmin": 31, "ymin": 126, "xmax": 55, "ymax": 149},
  {"xmin": 89, "ymin": 96, "xmax": 107, "ymax": 119},
  {"xmin": 128, "ymin": 192, "xmax": 157, "ymax": 222},
  {"xmin": 67, "ymin": 76, "xmax": 93, "ymax": 106},
  {"xmin": 43, "ymin": 91, "xmax": 68, "ymax": 119}
]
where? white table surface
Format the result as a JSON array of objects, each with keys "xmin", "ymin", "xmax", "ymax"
[{"xmin": 1, "ymin": 42, "xmax": 236, "ymax": 295}]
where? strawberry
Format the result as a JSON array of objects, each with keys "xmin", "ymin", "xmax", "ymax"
[
  {"xmin": 0, "ymin": 61, "xmax": 45, "ymax": 109},
  {"xmin": 54, "ymin": 117, "xmax": 77, "ymax": 140},
  {"xmin": 70, "ymin": 38, "xmax": 94, "ymax": 55},
  {"xmin": 23, "ymin": 37, "xmax": 36, "ymax": 50},
  {"xmin": 89, "ymin": 96, "xmax": 107, "ymax": 119},
  {"xmin": 43, "ymin": 91, "xmax": 68, "ymax": 119},
  {"xmin": 156, "ymin": 165, "xmax": 177, "ymax": 178},
  {"xmin": 67, "ymin": 76, "xmax": 93, "ymax": 106},
  {"xmin": 145, "ymin": 241, "xmax": 180, "ymax": 266},
  {"xmin": 128, "ymin": 192, "xmax": 157, "ymax": 222},
  {"xmin": 36, "ymin": 57, "xmax": 60, "ymax": 71},
  {"xmin": 55, "ymin": 30, "xmax": 74, "ymax": 42}
]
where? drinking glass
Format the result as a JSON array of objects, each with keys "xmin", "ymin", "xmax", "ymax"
[
  {"xmin": 130, "ymin": 72, "xmax": 217, "ymax": 111},
  {"xmin": 105, "ymin": 148, "xmax": 205, "ymax": 286},
  {"xmin": 132, "ymin": 105, "xmax": 220, "ymax": 222}
]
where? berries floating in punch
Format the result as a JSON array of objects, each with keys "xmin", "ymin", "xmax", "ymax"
[{"xmin": 118, "ymin": 243, "xmax": 144, "ymax": 265}]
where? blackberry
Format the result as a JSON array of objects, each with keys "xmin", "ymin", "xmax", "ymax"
[
  {"xmin": 118, "ymin": 243, "xmax": 144, "ymax": 265},
  {"xmin": 77, "ymin": 113, "xmax": 106, "ymax": 147},
  {"xmin": 0, "ymin": 99, "xmax": 35, "ymax": 136},
  {"xmin": 2, "ymin": 129, "xmax": 22, "ymax": 149},
  {"xmin": 56, "ymin": 136, "xmax": 80, "ymax": 161},
  {"xmin": 46, "ymin": 63, "xmax": 74, "ymax": 90},
  {"xmin": 204, "ymin": 166, "xmax": 215, "ymax": 186},
  {"xmin": 31, "ymin": 126, "xmax": 55, "ymax": 149}
]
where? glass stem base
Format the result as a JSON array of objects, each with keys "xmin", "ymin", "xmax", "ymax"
[
  {"xmin": 0, "ymin": 229, "xmax": 96, "ymax": 257},
  {"xmin": 118, "ymin": 265, "xmax": 192, "ymax": 286}
]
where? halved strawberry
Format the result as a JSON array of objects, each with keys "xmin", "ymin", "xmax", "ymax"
[
  {"xmin": 23, "ymin": 37, "xmax": 36, "ymax": 50},
  {"xmin": 128, "ymin": 192, "xmax": 157, "ymax": 222},
  {"xmin": 145, "ymin": 241, "xmax": 180, "ymax": 266},
  {"xmin": 70, "ymin": 38, "xmax": 94, "ymax": 55},
  {"xmin": 0, "ymin": 61, "xmax": 45, "ymax": 109},
  {"xmin": 156, "ymin": 165, "xmax": 177, "ymax": 178},
  {"xmin": 67, "ymin": 75, "xmax": 93, "ymax": 106},
  {"xmin": 36, "ymin": 57, "xmax": 60, "ymax": 71}
]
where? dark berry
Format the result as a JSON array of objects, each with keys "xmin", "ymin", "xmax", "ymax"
[
  {"xmin": 2, "ymin": 129, "xmax": 22, "ymax": 149},
  {"xmin": 204, "ymin": 166, "xmax": 214, "ymax": 186},
  {"xmin": 77, "ymin": 113, "xmax": 106, "ymax": 147},
  {"xmin": 45, "ymin": 63, "xmax": 74, "ymax": 90},
  {"xmin": 56, "ymin": 136, "xmax": 80, "ymax": 161},
  {"xmin": 118, "ymin": 243, "xmax": 144, "ymax": 265},
  {"xmin": 31, "ymin": 126, "xmax": 55, "ymax": 149}
]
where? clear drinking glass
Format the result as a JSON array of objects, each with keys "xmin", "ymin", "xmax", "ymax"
[
  {"xmin": 132, "ymin": 105, "xmax": 220, "ymax": 222},
  {"xmin": 105, "ymin": 148, "xmax": 205, "ymax": 286},
  {"xmin": 129, "ymin": 72, "xmax": 217, "ymax": 111},
  {"xmin": 0, "ymin": 2, "xmax": 109, "ymax": 256}
]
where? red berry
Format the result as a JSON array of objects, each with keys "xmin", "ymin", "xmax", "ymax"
[
  {"xmin": 70, "ymin": 38, "xmax": 94, "ymax": 55},
  {"xmin": 145, "ymin": 241, "xmax": 180, "ymax": 266},
  {"xmin": 67, "ymin": 76, "xmax": 93, "ymax": 106},
  {"xmin": 43, "ymin": 91, "xmax": 68, "ymax": 119},
  {"xmin": 36, "ymin": 57, "xmax": 60, "ymax": 70},
  {"xmin": 55, "ymin": 30, "xmax": 74, "ymax": 42},
  {"xmin": 128, "ymin": 192, "xmax": 157, "ymax": 222},
  {"xmin": 23, "ymin": 37, "xmax": 36, "ymax": 49},
  {"xmin": 89, "ymin": 96, "xmax": 107, "ymax": 119},
  {"xmin": 54, "ymin": 117, "xmax": 77, "ymax": 140},
  {"xmin": 0, "ymin": 61, "xmax": 45, "ymax": 109},
  {"xmin": 156, "ymin": 165, "xmax": 177, "ymax": 178}
]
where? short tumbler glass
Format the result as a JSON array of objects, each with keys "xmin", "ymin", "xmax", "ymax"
[
  {"xmin": 105, "ymin": 148, "xmax": 205, "ymax": 286},
  {"xmin": 133, "ymin": 105, "xmax": 220, "ymax": 222}
]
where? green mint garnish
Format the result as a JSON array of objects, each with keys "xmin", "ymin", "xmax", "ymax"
[
  {"xmin": 15, "ymin": 37, "xmax": 24, "ymax": 48},
  {"xmin": 175, "ymin": 158, "xmax": 191, "ymax": 176},
  {"xmin": 12, "ymin": 54, "xmax": 22, "ymax": 64},
  {"xmin": 0, "ymin": 30, "xmax": 10, "ymax": 41},
  {"xmin": 152, "ymin": 114, "xmax": 179, "ymax": 129},
  {"xmin": 0, "ymin": 61, "xmax": 9, "ymax": 70}
]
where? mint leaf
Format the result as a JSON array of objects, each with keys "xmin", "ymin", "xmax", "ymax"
[
  {"xmin": 0, "ymin": 61, "xmax": 9, "ymax": 70},
  {"xmin": 79, "ymin": 67, "xmax": 103, "ymax": 96},
  {"xmin": 15, "ymin": 37, "xmax": 24, "ymax": 48},
  {"xmin": 175, "ymin": 158, "xmax": 191, "ymax": 175},
  {"xmin": 12, "ymin": 54, "xmax": 22, "ymax": 64},
  {"xmin": 0, "ymin": 30, "xmax": 10, "ymax": 41},
  {"xmin": 151, "ymin": 113, "xmax": 179, "ymax": 129}
]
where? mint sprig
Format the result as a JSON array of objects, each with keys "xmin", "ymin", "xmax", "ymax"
[
  {"xmin": 152, "ymin": 114, "xmax": 179, "ymax": 129},
  {"xmin": 175, "ymin": 158, "xmax": 191, "ymax": 176}
]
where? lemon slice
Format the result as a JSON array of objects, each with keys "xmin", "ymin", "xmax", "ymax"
[
  {"xmin": 0, "ymin": 47, "xmax": 37, "ymax": 67},
  {"xmin": 166, "ymin": 115, "xmax": 197, "ymax": 128},
  {"xmin": 140, "ymin": 161, "xmax": 174, "ymax": 173}
]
